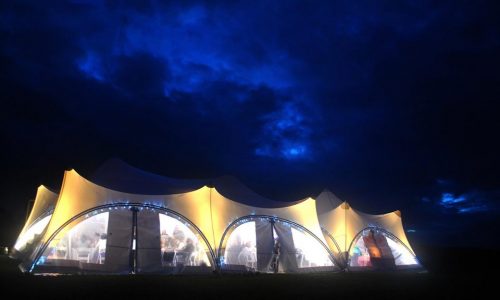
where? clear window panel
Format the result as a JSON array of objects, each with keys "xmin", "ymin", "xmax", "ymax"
[
  {"xmin": 387, "ymin": 238, "xmax": 419, "ymax": 265},
  {"xmin": 15, "ymin": 214, "xmax": 52, "ymax": 251},
  {"xmin": 40, "ymin": 212, "xmax": 109, "ymax": 265},
  {"xmin": 159, "ymin": 214, "xmax": 211, "ymax": 267},
  {"xmin": 349, "ymin": 229, "xmax": 418, "ymax": 267},
  {"xmin": 223, "ymin": 221, "xmax": 257, "ymax": 269},
  {"xmin": 291, "ymin": 227, "xmax": 334, "ymax": 268}
]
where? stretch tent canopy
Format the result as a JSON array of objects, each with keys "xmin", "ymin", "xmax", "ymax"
[
  {"xmin": 13, "ymin": 160, "xmax": 421, "ymax": 274},
  {"xmin": 21, "ymin": 168, "xmax": 338, "ymax": 274},
  {"xmin": 12, "ymin": 185, "xmax": 58, "ymax": 258},
  {"xmin": 315, "ymin": 189, "xmax": 422, "ymax": 270}
]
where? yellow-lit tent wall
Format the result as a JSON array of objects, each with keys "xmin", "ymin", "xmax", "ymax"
[
  {"xmin": 15, "ymin": 163, "xmax": 421, "ymax": 273},
  {"xmin": 12, "ymin": 185, "xmax": 58, "ymax": 257},
  {"xmin": 26, "ymin": 169, "xmax": 334, "ymax": 272},
  {"xmin": 315, "ymin": 189, "xmax": 418, "ymax": 269}
]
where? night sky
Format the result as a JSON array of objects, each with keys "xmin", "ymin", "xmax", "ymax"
[{"xmin": 1, "ymin": 1, "xmax": 499, "ymax": 248}]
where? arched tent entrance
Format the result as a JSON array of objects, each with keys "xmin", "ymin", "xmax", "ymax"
[
  {"xmin": 347, "ymin": 227, "xmax": 421, "ymax": 271},
  {"xmin": 315, "ymin": 189, "xmax": 423, "ymax": 272},
  {"xmin": 218, "ymin": 216, "xmax": 339, "ymax": 273},
  {"xmin": 29, "ymin": 204, "xmax": 215, "ymax": 274}
]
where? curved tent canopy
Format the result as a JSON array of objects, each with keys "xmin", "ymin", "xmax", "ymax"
[
  {"xmin": 347, "ymin": 227, "xmax": 420, "ymax": 271},
  {"xmin": 91, "ymin": 159, "xmax": 298, "ymax": 208},
  {"xmin": 315, "ymin": 189, "xmax": 343, "ymax": 215},
  {"xmin": 319, "ymin": 202, "xmax": 414, "ymax": 254},
  {"xmin": 314, "ymin": 190, "xmax": 420, "ymax": 270},
  {"xmin": 25, "ymin": 169, "xmax": 336, "ymax": 274},
  {"xmin": 12, "ymin": 185, "xmax": 58, "ymax": 256},
  {"xmin": 90, "ymin": 158, "xmax": 206, "ymax": 194}
]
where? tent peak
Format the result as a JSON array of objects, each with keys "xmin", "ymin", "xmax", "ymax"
[
  {"xmin": 37, "ymin": 185, "xmax": 58, "ymax": 194},
  {"xmin": 315, "ymin": 188, "xmax": 344, "ymax": 215}
]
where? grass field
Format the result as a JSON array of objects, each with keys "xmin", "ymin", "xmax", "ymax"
[{"xmin": 1, "ymin": 245, "xmax": 497, "ymax": 299}]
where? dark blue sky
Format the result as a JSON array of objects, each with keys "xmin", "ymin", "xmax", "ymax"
[{"xmin": 1, "ymin": 0, "xmax": 499, "ymax": 247}]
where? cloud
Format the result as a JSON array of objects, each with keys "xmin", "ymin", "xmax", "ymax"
[
  {"xmin": 2, "ymin": 0, "xmax": 500, "ymax": 246},
  {"xmin": 422, "ymin": 180, "xmax": 499, "ymax": 215}
]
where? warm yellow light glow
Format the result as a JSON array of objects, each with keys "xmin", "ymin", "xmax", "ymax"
[
  {"xmin": 14, "ymin": 215, "xmax": 52, "ymax": 251},
  {"xmin": 291, "ymin": 227, "xmax": 334, "ymax": 267},
  {"xmin": 223, "ymin": 221, "xmax": 256, "ymax": 268},
  {"xmin": 159, "ymin": 213, "xmax": 211, "ymax": 267}
]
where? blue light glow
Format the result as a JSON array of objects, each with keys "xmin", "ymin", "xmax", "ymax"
[
  {"xmin": 435, "ymin": 191, "xmax": 493, "ymax": 214},
  {"xmin": 77, "ymin": 52, "xmax": 105, "ymax": 81},
  {"xmin": 256, "ymin": 102, "xmax": 312, "ymax": 160},
  {"xmin": 457, "ymin": 206, "xmax": 488, "ymax": 214},
  {"xmin": 440, "ymin": 193, "xmax": 466, "ymax": 208}
]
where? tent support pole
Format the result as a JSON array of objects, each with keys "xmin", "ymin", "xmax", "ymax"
[{"xmin": 129, "ymin": 207, "xmax": 138, "ymax": 274}]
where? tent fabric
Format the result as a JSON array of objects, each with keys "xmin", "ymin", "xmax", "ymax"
[
  {"xmin": 18, "ymin": 185, "xmax": 58, "ymax": 240},
  {"xmin": 91, "ymin": 158, "xmax": 206, "ymax": 195},
  {"xmin": 317, "ymin": 201, "xmax": 414, "ymax": 255},
  {"xmin": 27, "ymin": 169, "xmax": 334, "ymax": 273},
  {"xmin": 315, "ymin": 189, "xmax": 343, "ymax": 216},
  {"xmin": 14, "ymin": 161, "xmax": 420, "ymax": 273},
  {"xmin": 91, "ymin": 158, "xmax": 300, "ymax": 208},
  {"xmin": 255, "ymin": 219, "xmax": 274, "ymax": 272},
  {"xmin": 273, "ymin": 222, "xmax": 298, "ymax": 273},
  {"xmin": 12, "ymin": 185, "xmax": 58, "ymax": 256}
]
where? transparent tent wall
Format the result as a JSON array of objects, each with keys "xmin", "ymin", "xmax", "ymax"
[
  {"xmin": 221, "ymin": 218, "xmax": 335, "ymax": 273},
  {"xmin": 348, "ymin": 228, "xmax": 419, "ymax": 269},
  {"xmin": 14, "ymin": 214, "xmax": 52, "ymax": 252},
  {"xmin": 32, "ymin": 208, "xmax": 213, "ymax": 274},
  {"xmin": 290, "ymin": 226, "xmax": 335, "ymax": 268},
  {"xmin": 223, "ymin": 221, "xmax": 257, "ymax": 269},
  {"xmin": 273, "ymin": 221, "xmax": 335, "ymax": 272},
  {"xmin": 36, "ymin": 212, "xmax": 110, "ymax": 271},
  {"xmin": 158, "ymin": 213, "xmax": 212, "ymax": 270},
  {"xmin": 34, "ymin": 208, "xmax": 133, "ymax": 274}
]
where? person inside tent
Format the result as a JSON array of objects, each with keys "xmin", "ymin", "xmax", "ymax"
[
  {"xmin": 362, "ymin": 229, "xmax": 395, "ymax": 270},
  {"xmin": 237, "ymin": 241, "xmax": 256, "ymax": 269},
  {"xmin": 270, "ymin": 237, "xmax": 281, "ymax": 273},
  {"xmin": 225, "ymin": 235, "xmax": 244, "ymax": 264},
  {"xmin": 176, "ymin": 238, "xmax": 195, "ymax": 265},
  {"xmin": 96, "ymin": 233, "xmax": 107, "ymax": 264},
  {"xmin": 372, "ymin": 230, "xmax": 396, "ymax": 269}
]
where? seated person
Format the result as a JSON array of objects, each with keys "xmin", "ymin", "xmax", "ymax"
[
  {"xmin": 176, "ymin": 238, "xmax": 195, "ymax": 265},
  {"xmin": 162, "ymin": 251, "xmax": 176, "ymax": 266},
  {"xmin": 237, "ymin": 241, "xmax": 256, "ymax": 268}
]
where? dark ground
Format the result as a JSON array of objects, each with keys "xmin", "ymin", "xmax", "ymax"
[{"xmin": 1, "ymin": 245, "xmax": 497, "ymax": 299}]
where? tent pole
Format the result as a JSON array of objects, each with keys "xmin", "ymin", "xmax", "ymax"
[
  {"xmin": 344, "ymin": 202, "xmax": 348, "ymax": 264},
  {"xmin": 129, "ymin": 207, "xmax": 138, "ymax": 274}
]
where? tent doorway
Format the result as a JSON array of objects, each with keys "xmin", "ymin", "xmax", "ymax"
[
  {"xmin": 218, "ymin": 216, "xmax": 338, "ymax": 273},
  {"xmin": 31, "ymin": 204, "xmax": 215, "ymax": 274},
  {"xmin": 347, "ymin": 227, "xmax": 420, "ymax": 271}
]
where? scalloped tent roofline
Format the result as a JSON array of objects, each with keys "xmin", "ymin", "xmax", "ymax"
[{"xmin": 91, "ymin": 158, "xmax": 302, "ymax": 208}]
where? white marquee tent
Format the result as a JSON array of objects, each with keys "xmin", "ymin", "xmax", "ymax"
[{"xmin": 12, "ymin": 160, "xmax": 422, "ymax": 274}]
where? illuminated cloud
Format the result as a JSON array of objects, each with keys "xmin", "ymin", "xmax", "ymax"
[
  {"xmin": 2, "ymin": 0, "xmax": 500, "ymax": 248},
  {"xmin": 256, "ymin": 102, "xmax": 313, "ymax": 160},
  {"xmin": 424, "ymin": 188, "xmax": 497, "ymax": 215},
  {"xmin": 77, "ymin": 52, "xmax": 105, "ymax": 81}
]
